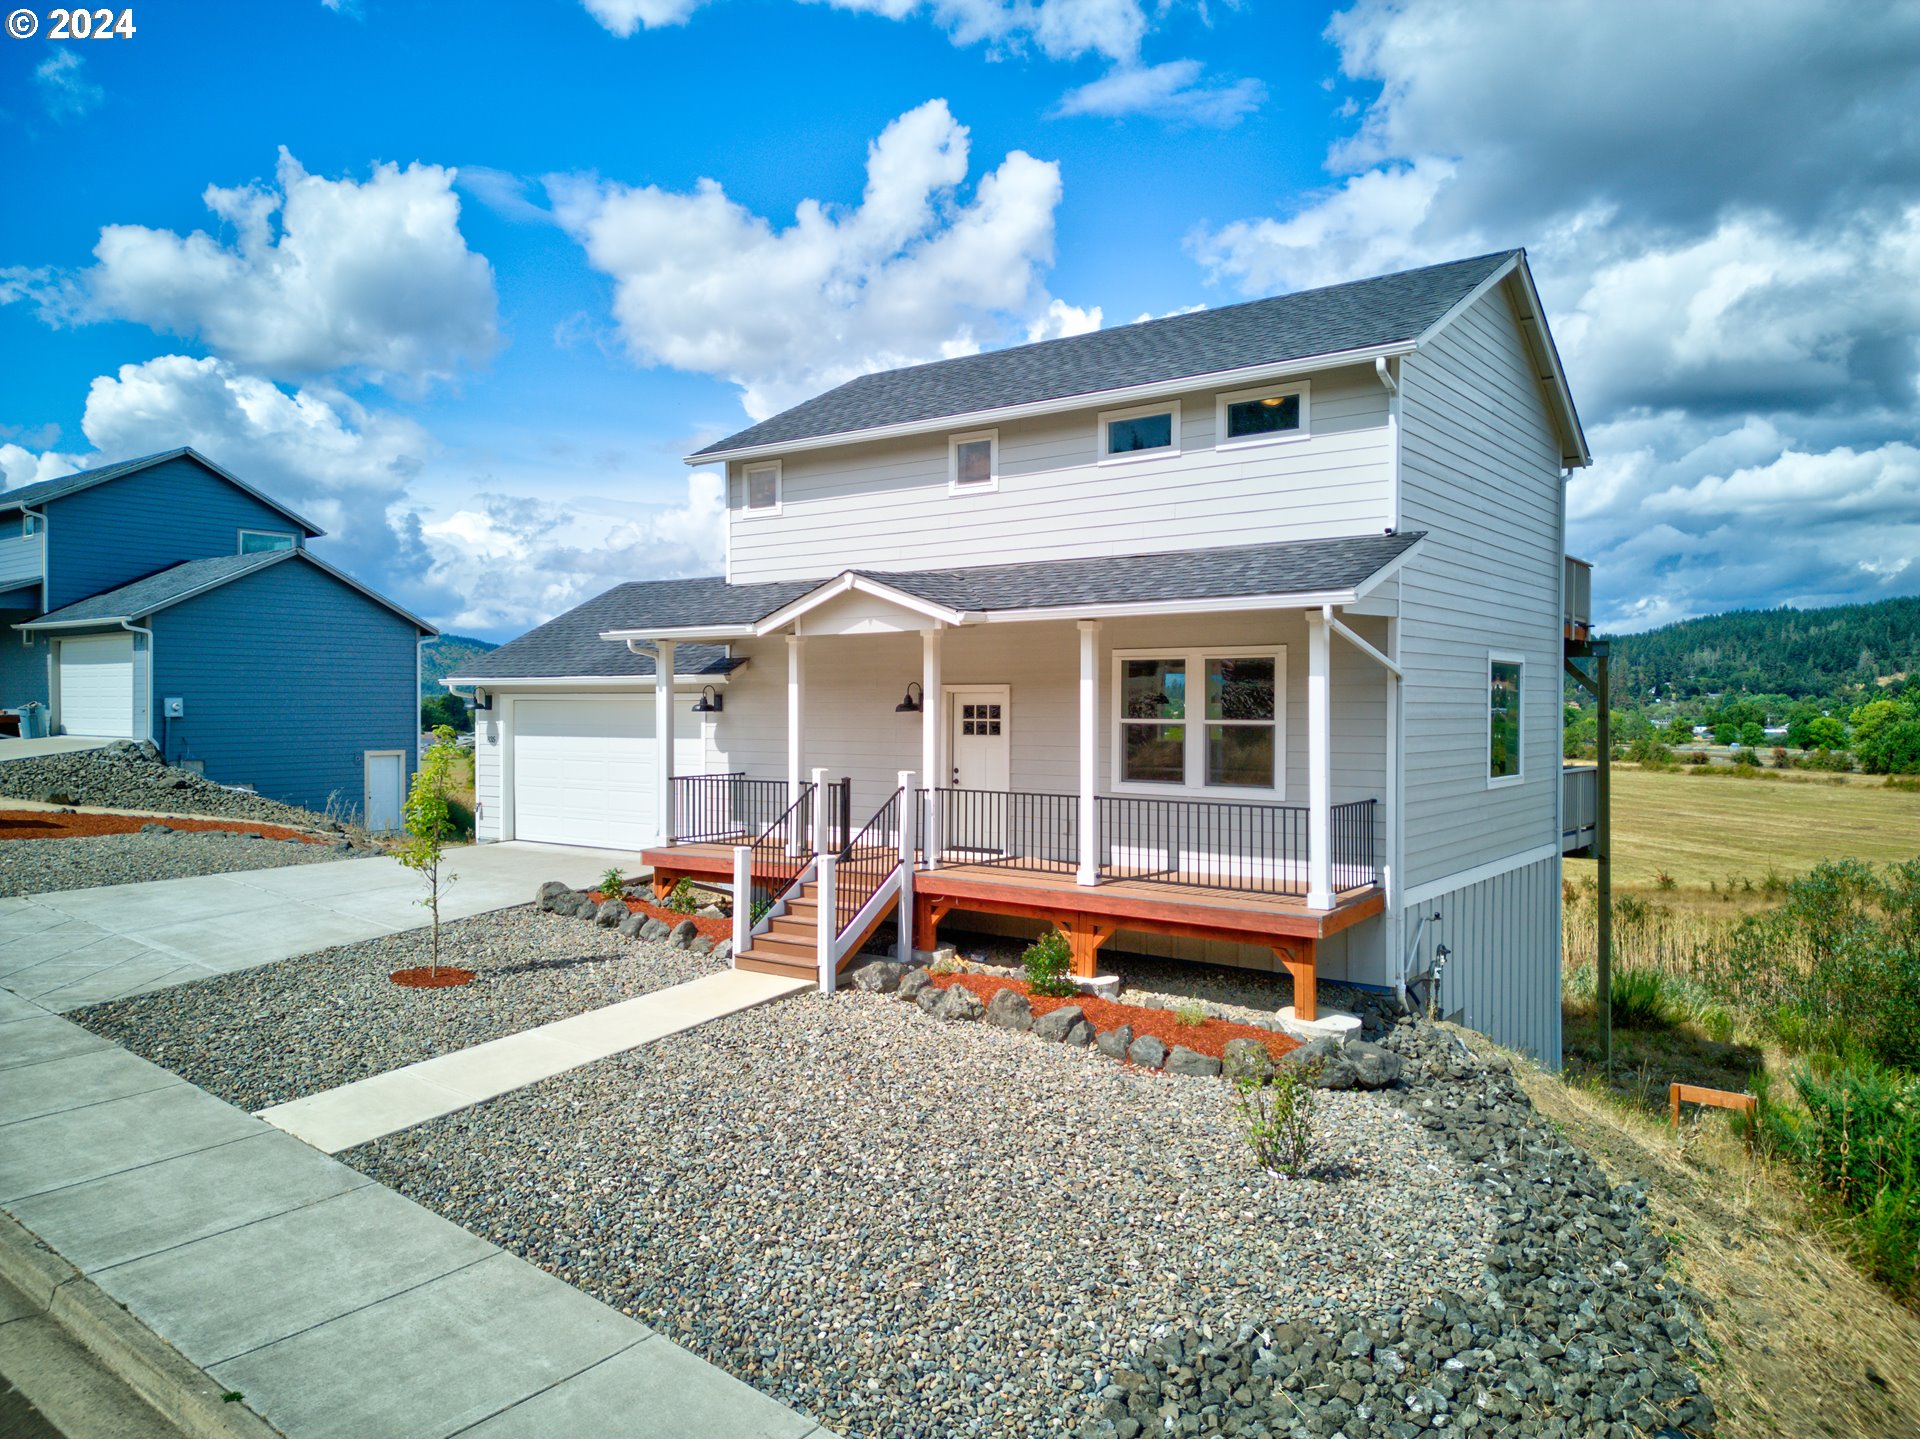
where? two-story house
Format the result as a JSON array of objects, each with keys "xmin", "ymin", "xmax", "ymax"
[
  {"xmin": 0, "ymin": 449, "xmax": 436, "ymax": 825},
  {"xmin": 447, "ymin": 251, "xmax": 1590, "ymax": 1059}
]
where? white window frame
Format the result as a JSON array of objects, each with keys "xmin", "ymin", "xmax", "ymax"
[
  {"xmin": 1487, "ymin": 651, "xmax": 1525, "ymax": 789},
  {"xmin": 237, "ymin": 528, "xmax": 296, "ymax": 553},
  {"xmin": 21, "ymin": 513, "xmax": 43, "ymax": 536},
  {"xmin": 948, "ymin": 429, "xmax": 999, "ymax": 493},
  {"xmin": 1109, "ymin": 645, "xmax": 1286, "ymax": 799},
  {"xmin": 1215, "ymin": 380, "xmax": 1311, "ymax": 451},
  {"xmin": 740, "ymin": 460, "xmax": 782, "ymax": 516},
  {"xmin": 1097, "ymin": 400, "xmax": 1181, "ymax": 465}
]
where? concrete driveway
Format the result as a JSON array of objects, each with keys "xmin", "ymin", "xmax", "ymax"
[
  {"xmin": 0, "ymin": 736, "xmax": 111, "ymax": 762},
  {"xmin": 0, "ymin": 842, "xmax": 647, "ymax": 1013}
]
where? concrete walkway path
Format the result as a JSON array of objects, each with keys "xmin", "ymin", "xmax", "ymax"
[
  {"xmin": 0, "ymin": 841, "xmax": 648, "ymax": 1013},
  {"xmin": 261, "ymin": 968, "xmax": 811, "ymax": 1153},
  {"xmin": 0, "ymin": 737, "xmax": 110, "ymax": 762},
  {"xmin": 0, "ymin": 991, "xmax": 823, "ymax": 1438}
]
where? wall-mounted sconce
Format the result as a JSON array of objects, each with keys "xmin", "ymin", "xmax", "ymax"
[
  {"xmin": 691, "ymin": 685, "xmax": 724, "ymax": 713},
  {"xmin": 894, "ymin": 681, "xmax": 924, "ymax": 713}
]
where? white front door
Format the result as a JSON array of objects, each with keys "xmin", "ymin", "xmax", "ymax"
[
  {"xmin": 57, "ymin": 634, "xmax": 134, "ymax": 737},
  {"xmin": 364, "ymin": 751, "xmax": 406, "ymax": 833},
  {"xmin": 946, "ymin": 687, "xmax": 1011, "ymax": 854}
]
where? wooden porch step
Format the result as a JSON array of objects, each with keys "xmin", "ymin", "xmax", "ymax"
[
  {"xmin": 735, "ymin": 954, "xmax": 816, "ymax": 979},
  {"xmin": 744, "ymin": 935, "xmax": 817, "ymax": 964}
]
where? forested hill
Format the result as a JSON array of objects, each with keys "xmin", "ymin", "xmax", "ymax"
[
  {"xmin": 1606, "ymin": 595, "xmax": 1920, "ymax": 699},
  {"xmin": 420, "ymin": 634, "xmax": 498, "ymax": 696}
]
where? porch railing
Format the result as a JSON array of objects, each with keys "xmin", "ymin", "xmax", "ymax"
[
  {"xmin": 748, "ymin": 782, "xmax": 816, "ymax": 916},
  {"xmin": 672, "ymin": 773, "xmax": 793, "ymax": 844},
  {"xmin": 835, "ymin": 788, "xmax": 904, "ymax": 938},
  {"xmin": 1099, "ymin": 794, "xmax": 1313, "ymax": 896},
  {"xmin": 920, "ymin": 787, "xmax": 1078, "ymax": 875},
  {"xmin": 1330, "ymin": 798, "xmax": 1378, "ymax": 891}
]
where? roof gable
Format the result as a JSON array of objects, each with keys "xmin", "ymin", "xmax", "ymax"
[{"xmin": 0, "ymin": 448, "xmax": 326, "ymax": 535}]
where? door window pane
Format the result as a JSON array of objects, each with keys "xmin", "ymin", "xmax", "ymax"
[
  {"xmin": 1122, "ymin": 724, "xmax": 1186, "ymax": 784},
  {"xmin": 1106, "ymin": 412, "xmax": 1173, "ymax": 454},
  {"xmin": 1490, "ymin": 660, "xmax": 1522, "ymax": 779},
  {"xmin": 1226, "ymin": 393, "xmax": 1301, "ymax": 439},
  {"xmin": 1206, "ymin": 725, "xmax": 1274, "ymax": 787},
  {"xmin": 1205, "ymin": 658, "xmax": 1274, "ymax": 720}
]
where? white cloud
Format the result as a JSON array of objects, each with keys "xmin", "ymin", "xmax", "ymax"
[
  {"xmin": 1026, "ymin": 297, "xmax": 1102, "ymax": 341},
  {"xmin": 34, "ymin": 51, "xmax": 103, "ymax": 120},
  {"xmin": 551, "ymin": 99, "xmax": 1069, "ymax": 419},
  {"xmin": 1188, "ymin": 0, "xmax": 1920, "ymax": 631},
  {"xmin": 584, "ymin": 0, "xmax": 1145, "ymax": 60},
  {"xmin": 0, "ymin": 443, "xmax": 86, "ymax": 490},
  {"xmin": 1053, "ymin": 59, "xmax": 1265, "ymax": 126},
  {"xmin": 69, "ymin": 149, "xmax": 498, "ymax": 388}
]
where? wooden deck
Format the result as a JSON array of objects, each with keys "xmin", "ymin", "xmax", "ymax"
[{"xmin": 640, "ymin": 843, "xmax": 1383, "ymax": 1022}]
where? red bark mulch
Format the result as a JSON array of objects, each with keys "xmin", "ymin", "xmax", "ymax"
[
  {"xmin": 0, "ymin": 810, "xmax": 327, "ymax": 844},
  {"xmin": 928, "ymin": 972, "xmax": 1300, "ymax": 1062},
  {"xmin": 588, "ymin": 890, "xmax": 733, "ymax": 942},
  {"xmin": 390, "ymin": 966, "xmax": 477, "ymax": 988}
]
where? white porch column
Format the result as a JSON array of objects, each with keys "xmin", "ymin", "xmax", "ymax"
[
  {"xmin": 920, "ymin": 627, "xmax": 943, "ymax": 866},
  {"xmin": 896, "ymin": 769, "xmax": 916, "ymax": 964},
  {"xmin": 1076, "ymin": 619, "xmax": 1100, "ymax": 887},
  {"xmin": 1306, "ymin": 609, "xmax": 1333, "ymax": 909},
  {"xmin": 731, "ymin": 845, "xmax": 751, "ymax": 962},
  {"xmin": 654, "ymin": 639, "xmax": 676, "ymax": 846},
  {"xmin": 787, "ymin": 635, "xmax": 806, "ymax": 805}
]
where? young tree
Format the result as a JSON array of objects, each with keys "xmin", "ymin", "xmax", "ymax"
[{"xmin": 396, "ymin": 727, "xmax": 462, "ymax": 976}]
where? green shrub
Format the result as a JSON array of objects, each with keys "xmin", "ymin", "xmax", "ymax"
[
  {"xmin": 1234, "ymin": 1068, "xmax": 1317, "ymax": 1178},
  {"xmin": 663, "ymin": 878, "xmax": 701, "ymax": 915},
  {"xmin": 1172, "ymin": 999, "xmax": 1208, "ymax": 1027},
  {"xmin": 1021, "ymin": 928, "xmax": 1077, "ymax": 997},
  {"xmin": 1609, "ymin": 968, "xmax": 1676, "ymax": 1030},
  {"xmin": 598, "ymin": 867, "xmax": 628, "ymax": 901}
]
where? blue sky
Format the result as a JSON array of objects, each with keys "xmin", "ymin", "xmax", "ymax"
[{"xmin": 4, "ymin": 0, "xmax": 1917, "ymax": 641}]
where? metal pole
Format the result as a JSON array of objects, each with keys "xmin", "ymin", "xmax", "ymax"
[{"xmin": 1596, "ymin": 648, "xmax": 1612, "ymax": 1074}]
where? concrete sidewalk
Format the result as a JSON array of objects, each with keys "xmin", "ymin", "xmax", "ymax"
[
  {"xmin": 0, "ymin": 841, "xmax": 648, "ymax": 1013},
  {"xmin": 0, "ymin": 990, "xmax": 823, "ymax": 1439}
]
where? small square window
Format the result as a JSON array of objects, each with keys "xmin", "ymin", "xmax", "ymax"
[{"xmin": 744, "ymin": 463, "xmax": 779, "ymax": 511}]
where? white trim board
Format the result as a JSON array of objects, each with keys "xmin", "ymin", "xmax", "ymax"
[{"xmin": 1401, "ymin": 843, "xmax": 1559, "ymax": 909}]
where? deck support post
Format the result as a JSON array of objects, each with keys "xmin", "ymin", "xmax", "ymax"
[
  {"xmin": 787, "ymin": 635, "xmax": 806, "ymax": 809},
  {"xmin": 921, "ymin": 627, "xmax": 943, "ymax": 867},
  {"xmin": 913, "ymin": 893, "xmax": 955, "ymax": 953},
  {"xmin": 731, "ymin": 845, "xmax": 750, "ymax": 964},
  {"xmin": 1066, "ymin": 915, "xmax": 1117, "ymax": 978},
  {"xmin": 654, "ymin": 639, "xmax": 676, "ymax": 846},
  {"xmin": 1076, "ymin": 620, "xmax": 1101, "ymax": 887},
  {"xmin": 816, "ymin": 852, "xmax": 838, "ymax": 994},
  {"xmin": 810, "ymin": 766, "xmax": 830, "ymax": 856},
  {"xmin": 1306, "ymin": 608, "xmax": 1334, "ymax": 909},
  {"xmin": 896, "ymin": 770, "xmax": 916, "ymax": 964},
  {"xmin": 1276, "ymin": 940, "xmax": 1318, "ymax": 1022}
]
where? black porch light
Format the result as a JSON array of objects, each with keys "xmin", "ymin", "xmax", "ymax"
[
  {"xmin": 894, "ymin": 681, "xmax": 924, "ymax": 713},
  {"xmin": 691, "ymin": 685, "xmax": 724, "ymax": 713}
]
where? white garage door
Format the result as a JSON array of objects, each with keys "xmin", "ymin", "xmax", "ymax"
[
  {"xmin": 511, "ymin": 695, "xmax": 705, "ymax": 850},
  {"xmin": 58, "ymin": 634, "xmax": 134, "ymax": 737}
]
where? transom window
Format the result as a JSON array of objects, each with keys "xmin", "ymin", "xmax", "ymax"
[
  {"xmin": 1114, "ymin": 648, "xmax": 1284, "ymax": 794},
  {"xmin": 949, "ymin": 430, "xmax": 998, "ymax": 491},
  {"xmin": 743, "ymin": 461, "xmax": 780, "ymax": 512},
  {"xmin": 1098, "ymin": 401, "xmax": 1181, "ymax": 462},
  {"xmin": 238, "ymin": 529, "xmax": 295, "ymax": 553},
  {"xmin": 1216, "ymin": 382, "xmax": 1310, "ymax": 449},
  {"xmin": 1489, "ymin": 654, "xmax": 1523, "ymax": 786}
]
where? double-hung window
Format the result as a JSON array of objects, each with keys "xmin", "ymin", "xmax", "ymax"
[
  {"xmin": 1098, "ymin": 401, "xmax": 1180, "ymax": 462},
  {"xmin": 742, "ymin": 461, "xmax": 780, "ymax": 514},
  {"xmin": 1488, "ymin": 653, "xmax": 1523, "ymax": 786},
  {"xmin": 1216, "ymin": 382, "xmax": 1309, "ymax": 449},
  {"xmin": 1114, "ymin": 648, "xmax": 1284, "ymax": 794}
]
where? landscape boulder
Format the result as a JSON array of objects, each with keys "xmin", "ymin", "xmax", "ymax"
[
  {"xmin": 594, "ymin": 899, "xmax": 627, "ymax": 928},
  {"xmin": 1166, "ymin": 1045, "xmax": 1222, "ymax": 1078},
  {"xmin": 667, "ymin": 919, "xmax": 698, "ymax": 949},
  {"xmin": 985, "ymin": 988, "xmax": 1033, "ymax": 1031},
  {"xmin": 1281, "ymin": 1036, "xmax": 1350, "ymax": 1088},
  {"xmin": 1127, "ymin": 1034, "xmax": 1169, "ymax": 1069},
  {"xmin": 711, "ymin": 939, "xmax": 733, "ymax": 962},
  {"xmin": 1221, "ymin": 1037, "xmax": 1275, "ymax": 1084},
  {"xmin": 1062, "ymin": 1018, "xmax": 1094, "ymax": 1047},
  {"xmin": 137, "ymin": 821, "xmax": 173, "ymax": 835},
  {"xmin": 935, "ymin": 986, "xmax": 985, "ymax": 1022},
  {"xmin": 1095, "ymin": 1024, "xmax": 1133, "ymax": 1060},
  {"xmin": 850, "ymin": 961, "xmax": 904, "ymax": 994},
  {"xmin": 1032, "ymin": 1005, "xmax": 1085, "ymax": 1043},
  {"xmin": 898, "ymin": 969, "xmax": 933, "ymax": 1001},
  {"xmin": 1346, "ymin": 1041, "xmax": 1405, "ymax": 1089},
  {"xmin": 697, "ymin": 904, "xmax": 726, "ymax": 919},
  {"xmin": 617, "ymin": 913, "xmax": 646, "ymax": 939},
  {"xmin": 640, "ymin": 917, "xmax": 671, "ymax": 942},
  {"xmin": 915, "ymin": 985, "xmax": 946, "ymax": 1014},
  {"xmin": 536, "ymin": 880, "xmax": 571, "ymax": 911},
  {"xmin": 691, "ymin": 936, "xmax": 713, "ymax": 956}
]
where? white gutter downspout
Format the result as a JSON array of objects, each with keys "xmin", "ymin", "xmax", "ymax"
[{"xmin": 120, "ymin": 618, "xmax": 154, "ymax": 745}]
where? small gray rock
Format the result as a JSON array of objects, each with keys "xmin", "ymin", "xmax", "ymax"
[
  {"xmin": 617, "ymin": 912, "xmax": 646, "ymax": 938},
  {"xmin": 1346, "ymin": 1040, "xmax": 1404, "ymax": 1089},
  {"xmin": 1128, "ymin": 1034, "xmax": 1168, "ymax": 1069},
  {"xmin": 667, "ymin": 919, "xmax": 698, "ymax": 949},
  {"xmin": 536, "ymin": 880, "xmax": 571, "ymax": 910},
  {"xmin": 640, "ymin": 917, "xmax": 671, "ymax": 942},
  {"xmin": 594, "ymin": 899, "xmax": 627, "ymax": 927},
  {"xmin": 851, "ymin": 961, "xmax": 903, "ymax": 994},
  {"xmin": 690, "ymin": 936, "xmax": 713, "ymax": 956},
  {"xmin": 711, "ymin": 938, "xmax": 733, "ymax": 962},
  {"xmin": 1166, "ymin": 1045, "xmax": 1222, "ymax": 1078},
  {"xmin": 696, "ymin": 904, "xmax": 726, "ymax": 919},
  {"xmin": 935, "ymin": 986, "xmax": 985, "ymax": 1022},
  {"xmin": 1032, "ymin": 1005, "xmax": 1085, "ymax": 1043},
  {"xmin": 915, "ymin": 985, "xmax": 945, "ymax": 1014},
  {"xmin": 985, "ymin": 987, "xmax": 1033, "ymax": 1031},
  {"xmin": 1063, "ymin": 1019, "xmax": 1094, "ymax": 1047},
  {"xmin": 1095, "ymin": 1024, "xmax": 1133, "ymax": 1059},
  {"xmin": 1221, "ymin": 1037, "xmax": 1274, "ymax": 1084},
  {"xmin": 898, "ymin": 969, "xmax": 933, "ymax": 1000},
  {"xmin": 138, "ymin": 821, "xmax": 173, "ymax": 835}
]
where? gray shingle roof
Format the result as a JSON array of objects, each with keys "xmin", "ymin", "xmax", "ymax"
[
  {"xmin": 692, "ymin": 252, "xmax": 1517, "ymax": 457},
  {"xmin": 462, "ymin": 533, "xmax": 1422, "ymax": 681},
  {"xmin": 21, "ymin": 548, "xmax": 436, "ymax": 636},
  {"xmin": 0, "ymin": 447, "xmax": 325, "ymax": 535}
]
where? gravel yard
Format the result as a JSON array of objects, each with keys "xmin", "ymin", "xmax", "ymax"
[
  {"xmin": 346, "ymin": 991, "xmax": 1497, "ymax": 1438},
  {"xmin": 70, "ymin": 908, "xmax": 725, "ymax": 1112},
  {"xmin": 0, "ymin": 828, "xmax": 365, "ymax": 898},
  {"xmin": 0, "ymin": 740, "xmax": 344, "ymax": 830}
]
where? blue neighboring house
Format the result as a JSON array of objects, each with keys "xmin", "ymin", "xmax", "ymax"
[{"xmin": 0, "ymin": 448, "xmax": 435, "ymax": 824}]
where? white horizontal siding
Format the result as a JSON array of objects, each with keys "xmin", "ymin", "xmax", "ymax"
[
  {"xmin": 726, "ymin": 364, "xmax": 1392, "ymax": 583},
  {"xmin": 474, "ymin": 709, "xmax": 503, "ymax": 841},
  {"xmin": 1396, "ymin": 281, "xmax": 1564, "ymax": 890}
]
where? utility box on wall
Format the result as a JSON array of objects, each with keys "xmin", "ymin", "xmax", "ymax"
[{"xmin": 163, "ymin": 697, "xmax": 185, "ymax": 718}]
